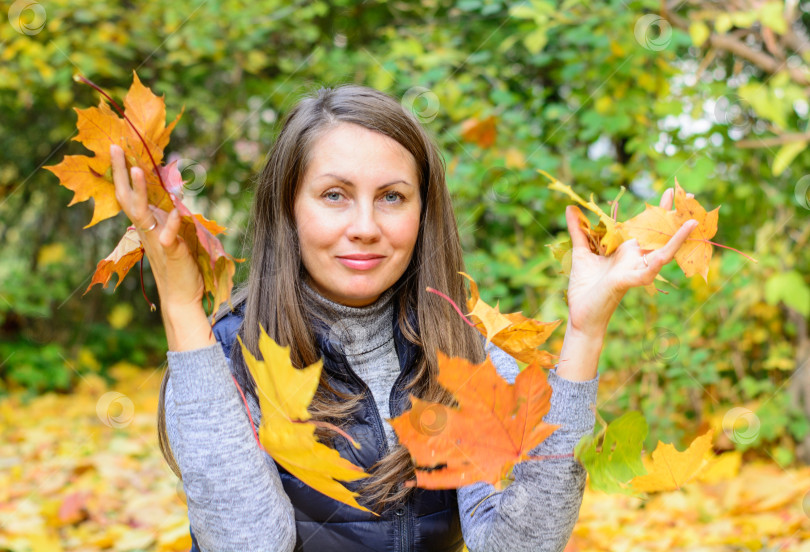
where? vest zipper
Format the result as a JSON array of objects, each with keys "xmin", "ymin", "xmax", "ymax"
[
  {"xmin": 401, "ymin": 500, "xmax": 410, "ymax": 551},
  {"xmin": 330, "ymin": 325, "xmax": 414, "ymax": 551}
]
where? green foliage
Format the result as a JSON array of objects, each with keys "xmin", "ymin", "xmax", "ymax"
[
  {"xmin": 574, "ymin": 411, "xmax": 649, "ymax": 495},
  {"xmin": 1, "ymin": 0, "xmax": 809, "ymax": 462}
]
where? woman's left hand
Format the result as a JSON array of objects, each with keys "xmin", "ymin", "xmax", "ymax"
[{"xmin": 563, "ymin": 187, "xmax": 699, "ymax": 339}]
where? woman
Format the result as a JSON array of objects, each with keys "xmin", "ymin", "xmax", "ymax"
[{"xmin": 111, "ymin": 84, "xmax": 697, "ymax": 551}]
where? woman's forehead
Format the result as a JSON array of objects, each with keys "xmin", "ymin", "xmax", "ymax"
[{"xmin": 304, "ymin": 123, "xmax": 418, "ymax": 184}]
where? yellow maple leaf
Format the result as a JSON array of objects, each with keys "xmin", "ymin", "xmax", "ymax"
[
  {"xmin": 696, "ymin": 450, "xmax": 741, "ymax": 483},
  {"xmin": 459, "ymin": 272, "xmax": 512, "ymax": 347},
  {"xmin": 542, "ymin": 172, "xmax": 679, "ymax": 295},
  {"xmin": 239, "ymin": 326, "xmax": 373, "ymax": 514},
  {"xmin": 629, "ymin": 429, "xmax": 714, "ymax": 493},
  {"xmin": 539, "ymin": 169, "xmax": 628, "ymax": 256},
  {"xmin": 619, "ymin": 178, "xmax": 719, "ymax": 283}
]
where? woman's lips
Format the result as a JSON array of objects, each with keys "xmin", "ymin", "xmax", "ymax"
[{"xmin": 337, "ymin": 256, "xmax": 384, "ymax": 270}]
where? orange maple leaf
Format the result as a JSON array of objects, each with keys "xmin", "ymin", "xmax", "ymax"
[
  {"xmin": 45, "ymin": 154, "xmax": 120, "ymax": 228},
  {"xmin": 388, "ymin": 350, "xmax": 559, "ymax": 490},
  {"xmin": 46, "ymin": 72, "xmax": 182, "ymax": 227},
  {"xmin": 84, "ymin": 228, "xmax": 144, "ymax": 293},
  {"xmin": 619, "ymin": 178, "xmax": 720, "ymax": 283},
  {"xmin": 46, "ymin": 71, "xmax": 240, "ymax": 315},
  {"xmin": 459, "ymin": 272, "xmax": 560, "ymax": 368}
]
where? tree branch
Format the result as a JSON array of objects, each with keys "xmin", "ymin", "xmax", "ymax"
[
  {"xmin": 660, "ymin": 2, "xmax": 810, "ymax": 86},
  {"xmin": 735, "ymin": 131, "xmax": 810, "ymax": 148}
]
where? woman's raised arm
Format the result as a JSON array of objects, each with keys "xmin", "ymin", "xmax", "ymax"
[
  {"xmin": 110, "ymin": 144, "xmax": 214, "ymax": 352},
  {"xmin": 111, "ymin": 145, "xmax": 296, "ymax": 548},
  {"xmin": 556, "ymin": 187, "xmax": 698, "ymax": 381}
]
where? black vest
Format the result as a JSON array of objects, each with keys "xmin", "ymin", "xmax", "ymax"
[{"xmin": 188, "ymin": 299, "xmax": 464, "ymax": 552}]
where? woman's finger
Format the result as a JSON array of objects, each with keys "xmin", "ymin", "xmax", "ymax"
[
  {"xmin": 646, "ymin": 219, "xmax": 698, "ymax": 267},
  {"xmin": 130, "ymin": 166, "xmax": 154, "ymax": 225},
  {"xmin": 658, "ymin": 188, "xmax": 696, "ymax": 211},
  {"xmin": 159, "ymin": 208, "xmax": 184, "ymax": 256},
  {"xmin": 111, "ymin": 145, "xmax": 132, "ymax": 208},
  {"xmin": 565, "ymin": 205, "xmax": 592, "ymax": 252},
  {"xmin": 659, "ymin": 187, "xmax": 673, "ymax": 210}
]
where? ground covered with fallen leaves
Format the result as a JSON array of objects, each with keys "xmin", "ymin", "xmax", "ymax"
[
  {"xmin": 1, "ymin": 363, "xmax": 190, "ymax": 551},
  {"xmin": 2, "ymin": 364, "xmax": 810, "ymax": 551}
]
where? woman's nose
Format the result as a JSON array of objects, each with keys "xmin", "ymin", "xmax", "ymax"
[{"xmin": 347, "ymin": 201, "xmax": 382, "ymax": 241}]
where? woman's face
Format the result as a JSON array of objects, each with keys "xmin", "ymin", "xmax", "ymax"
[{"xmin": 294, "ymin": 122, "xmax": 422, "ymax": 307}]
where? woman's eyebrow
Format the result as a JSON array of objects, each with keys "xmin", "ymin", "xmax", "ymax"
[{"xmin": 318, "ymin": 173, "xmax": 414, "ymax": 189}]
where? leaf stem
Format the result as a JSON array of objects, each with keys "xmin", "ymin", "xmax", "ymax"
[
  {"xmin": 74, "ymin": 73, "xmax": 167, "ymax": 192},
  {"xmin": 526, "ymin": 452, "xmax": 575, "ymax": 461},
  {"xmin": 426, "ymin": 286, "xmax": 477, "ymax": 328},
  {"xmin": 700, "ymin": 238, "xmax": 758, "ymax": 262},
  {"xmin": 307, "ymin": 420, "xmax": 362, "ymax": 449},
  {"xmin": 138, "ymin": 257, "xmax": 156, "ymax": 312},
  {"xmin": 231, "ymin": 374, "xmax": 265, "ymax": 452}
]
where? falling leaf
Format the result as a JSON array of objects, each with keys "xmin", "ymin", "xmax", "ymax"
[
  {"xmin": 460, "ymin": 272, "xmax": 560, "ymax": 367},
  {"xmin": 239, "ymin": 326, "xmax": 372, "ymax": 513},
  {"xmin": 629, "ymin": 429, "xmax": 714, "ymax": 493},
  {"xmin": 575, "ymin": 411, "xmax": 649, "ymax": 495},
  {"xmin": 388, "ymin": 350, "xmax": 559, "ymax": 490},
  {"xmin": 619, "ymin": 178, "xmax": 720, "ymax": 283},
  {"xmin": 460, "ymin": 271, "xmax": 512, "ymax": 347},
  {"xmin": 84, "ymin": 228, "xmax": 144, "ymax": 294}
]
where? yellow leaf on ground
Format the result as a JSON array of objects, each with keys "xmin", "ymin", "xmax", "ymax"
[
  {"xmin": 697, "ymin": 450, "xmax": 742, "ymax": 483},
  {"xmin": 630, "ymin": 430, "xmax": 714, "ymax": 492}
]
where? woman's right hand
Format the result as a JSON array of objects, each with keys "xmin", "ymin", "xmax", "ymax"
[{"xmin": 111, "ymin": 145, "xmax": 214, "ymax": 351}]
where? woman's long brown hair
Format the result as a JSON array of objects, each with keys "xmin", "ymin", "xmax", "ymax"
[{"xmin": 156, "ymin": 84, "xmax": 487, "ymax": 514}]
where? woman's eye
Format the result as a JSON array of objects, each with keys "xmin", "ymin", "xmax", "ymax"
[{"xmin": 322, "ymin": 189, "xmax": 404, "ymax": 203}]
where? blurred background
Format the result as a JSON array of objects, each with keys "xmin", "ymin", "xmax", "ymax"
[{"xmin": 1, "ymin": 0, "xmax": 810, "ymax": 550}]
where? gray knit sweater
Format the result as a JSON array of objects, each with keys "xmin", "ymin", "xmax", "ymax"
[{"xmin": 164, "ymin": 283, "xmax": 599, "ymax": 551}]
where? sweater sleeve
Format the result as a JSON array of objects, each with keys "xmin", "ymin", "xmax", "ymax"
[
  {"xmin": 457, "ymin": 340, "xmax": 598, "ymax": 552},
  {"xmin": 164, "ymin": 342, "xmax": 297, "ymax": 552}
]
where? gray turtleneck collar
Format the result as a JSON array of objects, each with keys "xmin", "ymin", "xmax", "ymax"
[
  {"xmin": 300, "ymin": 277, "xmax": 403, "ymax": 448},
  {"xmin": 300, "ymin": 277, "xmax": 396, "ymax": 358}
]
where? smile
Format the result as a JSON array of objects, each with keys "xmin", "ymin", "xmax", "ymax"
[{"xmin": 336, "ymin": 256, "xmax": 385, "ymax": 270}]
